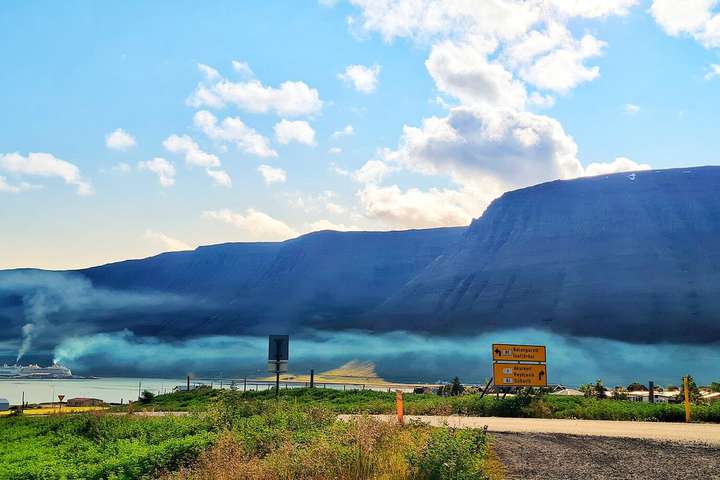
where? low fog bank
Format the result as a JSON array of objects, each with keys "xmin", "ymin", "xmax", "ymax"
[{"xmin": 42, "ymin": 329, "xmax": 720, "ymax": 387}]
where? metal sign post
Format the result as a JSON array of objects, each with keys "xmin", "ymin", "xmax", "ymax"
[
  {"xmin": 268, "ymin": 335, "xmax": 289, "ymax": 399},
  {"xmin": 492, "ymin": 343, "xmax": 548, "ymax": 388}
]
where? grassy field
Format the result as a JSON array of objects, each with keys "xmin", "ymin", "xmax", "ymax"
[
  {"xmin": 1, "ymin": 391, "xmax": 495, "ymax": 480},
  {"xmin": 3, "ymin": 387, "xmax": 720, "ymax": 479},
  {"xmin": 136, "ymin": 386, "xmax": 720, "ymax": 423}
]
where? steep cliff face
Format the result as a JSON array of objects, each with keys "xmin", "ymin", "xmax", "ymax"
[
  {"xmin": 375, "ymin": 167, "xmax": 720, "ymax": 343},
  {"xmin": 0, "ymin": 227, "xmax": 465, "ymax": 341},
  {"xmin": 2, "ymin": 167, "xmax": 720, "ymax": 346}
]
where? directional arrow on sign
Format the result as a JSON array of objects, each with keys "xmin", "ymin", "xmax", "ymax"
[
  {"xmin": 494, "ymin": 348, "xmax": 502, "ymax": 356},
  {"xmin": 539, "ymin": 371, "xmax": 545, "ymax": 381}
]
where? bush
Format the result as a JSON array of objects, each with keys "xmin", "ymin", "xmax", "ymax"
[{"xmin": 411, "ymin": 427, "xmax": 489, "ymax": 480}]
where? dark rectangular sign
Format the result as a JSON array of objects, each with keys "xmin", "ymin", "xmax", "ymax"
[{"xmin": 268, "ymin": 335, "xmax": 289, "ymax": 362}]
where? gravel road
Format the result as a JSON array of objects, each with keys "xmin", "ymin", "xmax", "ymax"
[
  {"xmin": 493, "ymin": 432, "xmax": 720, "ymax": 480},
  {"xmin": 342, "ymin": 415, "xmax": 720, "ymax": 445}
]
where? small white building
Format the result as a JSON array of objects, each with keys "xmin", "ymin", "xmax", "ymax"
[
  {"xmin": 0, "ymin": 398, "xmax": 9, "ymax": 411},
  {"xmin": 627, "ymin": 391, "xmax": 672, "ymax": 403}
]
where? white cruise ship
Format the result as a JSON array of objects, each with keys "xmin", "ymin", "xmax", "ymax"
[{"xmin": 0, "ymin": 363, "xmax": 73, "ymax": 378}]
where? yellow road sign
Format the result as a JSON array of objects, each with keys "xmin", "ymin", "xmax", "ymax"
[
  {"xmin": 493, "ymin": 362, "xmax": 547, "ymax": 387},
  {"xmin": 492, "ymin": 344, "xmax": 546, "ymax": 362}
]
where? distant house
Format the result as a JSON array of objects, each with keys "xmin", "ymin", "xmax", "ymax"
[
  {"xmin": 627, "ymin": 391, "xmax": 672, "ymax": 403},
  {"xmin": 67, "ymin": 397, "xmax": 104, "ymax": 407},
  {"xmin": 0, "ymin": 398, "xmax": 9, "ymax": 411},
  {"xmin": 552, "ymin": 388, "xmax": 584, "ymax": 396}
]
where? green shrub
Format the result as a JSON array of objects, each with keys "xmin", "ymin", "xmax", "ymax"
[{"xmin": 410, "ymin": 427, "xmax": 488, "ymax": 480}]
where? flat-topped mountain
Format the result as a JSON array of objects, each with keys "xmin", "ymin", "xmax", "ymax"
[{"xmin": 1, "ymin": 166, "xmax": 719, "ymax": 347}]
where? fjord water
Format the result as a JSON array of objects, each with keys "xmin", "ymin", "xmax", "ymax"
[{"xmin": 0, "ymin": 378, "xmax": 183, "ymax": 406}]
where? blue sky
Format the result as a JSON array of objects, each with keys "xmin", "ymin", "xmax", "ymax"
[{"xmin": 1, "ymin": 0, "xmax": 719, "ymax": 270}]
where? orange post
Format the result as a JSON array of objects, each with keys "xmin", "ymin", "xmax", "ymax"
[
  {"xmin": 683, "ymin": 376, "xmax": 691, "ymax": 423},
  {"xmin": 396, "ymin": 390, "xmax": 404, "ymax": 425}
]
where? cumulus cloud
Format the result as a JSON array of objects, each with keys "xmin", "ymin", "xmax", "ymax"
[
  {"xmin": 202, "ymin": 208, "xmax": 298, "ymax": 241},
  {"xmin": 274, "ymin": 119, "xmax": 317, "ymax": 146},
  {"xmin": 231, "ymin": 60, "xmax": 254, "ymax": 78},
  {"xmin": 329, "ymin": 147, "xmax": 343, "ymax": 155},
  {"xmin": 357, "ymin": 184, "xmax": 477, "ymax": 228},
  {"xmin": 105, "ymin": 128, "xmax": 137, "ymax": 150},
  {"xmin": 194, "ymin": 110, "xmax": 277, "ymax": 158},
  {"xmin": 353, "ymin": 159, "xmax": 391, "ymax": 184},
  {"xmin": 650, "ymin": 0, "xmax": 720, "ymax": 49},
  {"xmin": 339, "ymin": 64, "xmax": 382, "ymax": 93},
  {"xmin": 426, "ymin": 39, "xmax": 527, "ymax": 109},
  {"xmin": 138, "ymin": 157, "xmax": 176, "ymax": 187},
  {"xmin": 206, "ymin": 169, "xmax": 232, "ymax": 187},
  {"xmin": 705, "ymin": 63, "xmax": 720, "ymax": 79},
  {"xmin": 382, "ymin": 106, "xmax": 583, "ymax": 189},
  {"xmin": 188, "ymin": 63, "xmax": 323, "ymax": 116},
  {"xmin": 163, "ymin": 134, "xmax": 220, "ymax": 168},
  {"xmin": 197, "ymin": 63, "xmax": 221, "ymax": 81},
  {"xmin": 518, "ymin": 33, "xmax": 605, "ymax": 93},
  {"xmin": 624, "ymin": 103, "xmax": 641, "ymax": 114},
  {"xmin": 257, "ymin": 164, "xmax": 287, "ymax": 184},
  {"xmin": 583, "ymin": 157, "xmax": 652, "ymax": 177},
  {"xmin": 143, "ymin": 229, "xmax": 192, "ymax": 251},
  {"xmin": 0, "ymin": 152, "xmax": 93, "ymax": 195}
]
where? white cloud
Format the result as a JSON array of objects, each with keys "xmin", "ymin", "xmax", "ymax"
[
  {"xmin": 162, "ymin": 134, "xmax": 220, "ymax": 168},
  {"xmin": 705, "ymin": 63, "xmax": 720, "ymax": 79},
  {"xmin": 144, "ymin": 229, "xmax": 192, "ymax": 251},
  {"xmin": 198, "ymin": 63, "xmax": 221, "ymax": 81},
  {"xmin": 650, "ymin": 0, "xmax": 720, "ymax": 49},
  {"xmin": 306, "ymin": 219, "xmax": 361, "ymax": 231},
  {"xmin": 518, "ymin": 33, "xmax": 606, "ymax": 94},
  {"xmin": 329, "ymin": 147, "xmax": 343, "ymax": 155},
  {"xmin": 357, "ymin": 183, "xmax": 476, "ymax": 229},
  {"xmin": 583, "ymin": 157, "xmax": 652, "ymax": 177},
  {"xmin": 339, "ymin": 64, "xmax": 381, "ymax": 93},
  {"xmin": 202, "ymin": 208, "xmax": 298, "ymax": 241},
  {"xmin": 206, "ymin": 168, "xmax": 232, "ymax": 187},
  {"xmin": 231, "ymin": 60, "xmax": 254, "ymax": 78},
  {"xmin": 138, "ymin": 157, "xmax": 176, "ymax": 187},
  {"xmin": 257, "ymin": 164, "xmax": 287, "ymax": 184},
  {"xmin": 274, "ymin": 119, "xmax": 317, "ymax": 145},
  {"xmin": 529, "ymin": 92, "xmax": 555, "ymax": 108},
  {"xmin": 0, "ymin": 176, "xmax": 33, "ymax": 193},
  {"xmin": 0, "ymin": 152, "xmax": 93, "ymax": 195},
  {"xmin": 331, "ymin": 124, "xmax": 355, "ymax": 139},
  {"xmin": 426, "ymin": 39, "xmax": 527, "ymax": 109},
  {"xmin": 105, "ymin": 128, "xmax": 137, "ymax": 151},
  {"xmin": 624, "ymin": 103, "xmax": 641, "ymax": 114},
  {"xmin": 194, "ymin": 110, "xmax": 277, "ymax": 158},
  {"xmin": 354, "ymin": 159, "xmax": 391, "ymax": 184},
  {"xmin": 381, "ymin": 106, "xmax": 583, "ymax": 190},
  {"xmin": 188, "ymin": 64, "xmax": 323, "ymax": 116}
]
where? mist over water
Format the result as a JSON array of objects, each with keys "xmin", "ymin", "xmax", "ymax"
[{"xmin": 52, "ymin": 329, "xmax": 720, "ymax": 387}]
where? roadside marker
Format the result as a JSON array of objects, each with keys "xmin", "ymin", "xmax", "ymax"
[{"xmin": 396, "ymin": 390, "xmax": 404, "ymax": 425}]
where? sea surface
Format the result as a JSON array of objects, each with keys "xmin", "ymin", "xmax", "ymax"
[{"xmin": 0, "ymin": 378, "xmax": 189, "ymax": 405}]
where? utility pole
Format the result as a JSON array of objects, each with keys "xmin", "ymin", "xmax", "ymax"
[
  {"xmin": 310, "ymin": 369, "xmax": 315, "ymax": 388},
  {"xmin": 649, "ymin": 381, "xmax": 655, "ymax": 404}
]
